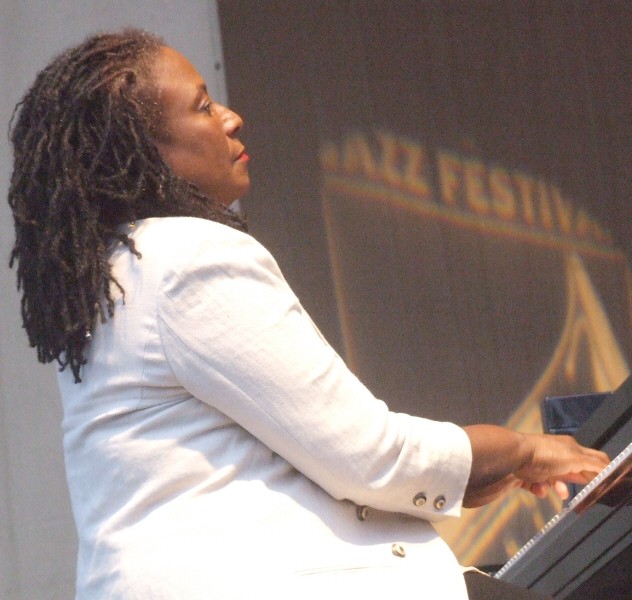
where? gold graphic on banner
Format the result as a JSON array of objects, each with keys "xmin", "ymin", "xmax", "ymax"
[
  {"xmin": 320, "ymin": 131, "xmax": 632, "ymax": 565},
  {"xmin": 434, "ymin": 251, "xmax": 630, "ymax": 565}
]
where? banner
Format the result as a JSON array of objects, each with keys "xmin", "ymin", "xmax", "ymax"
[{"xmin": 219, "ymin": 0, "xmax": 632, "ymax": 565}]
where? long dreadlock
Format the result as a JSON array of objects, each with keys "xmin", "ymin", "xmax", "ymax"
[{"xmin": 8, "ymin": 29, "xmax": 246, "ymax": 383}]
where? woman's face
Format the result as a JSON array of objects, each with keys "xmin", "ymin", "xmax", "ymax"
[{"xmin": 149, "ymin": 46, "xmax": 250, "ymax": 205}]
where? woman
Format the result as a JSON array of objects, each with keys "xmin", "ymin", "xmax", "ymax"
[{"xmin": 8, "ymin": 29, "xmax": 609, "ymax": 599}]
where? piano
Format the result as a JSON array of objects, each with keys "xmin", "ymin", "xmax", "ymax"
[{"xmin": 494, "ymin": 375, "xmax": 632, "ymax": 599}]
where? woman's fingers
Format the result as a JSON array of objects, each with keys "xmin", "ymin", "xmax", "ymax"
[{"xmin": 516, "ymin": 434, "xmax": 610, "ymax": 483}]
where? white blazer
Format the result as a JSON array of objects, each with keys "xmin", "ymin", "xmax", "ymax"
[{"xmin": 58, "ymin": 217, "xmax": 472, "ymax": 599}]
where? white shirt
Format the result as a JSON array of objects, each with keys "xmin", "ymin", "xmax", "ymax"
[{"xmin": 58, "ymin": 216, "xmax": 472, "ymax": 599}]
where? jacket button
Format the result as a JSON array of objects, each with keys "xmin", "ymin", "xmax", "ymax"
[
  {"xmin": 356, "ymin": 505, "xmax": 369, "ymax": 521},
  {"xmin": 391, "ymin": 543, "xmax": 406, "ymax": 558},
  {"xmin": 433, "ymin": 495, "xmax": 446, "ymax": 510},
  {"xmin": 412, "ymin": 492, "xmax": 427, "ymax": 507}
]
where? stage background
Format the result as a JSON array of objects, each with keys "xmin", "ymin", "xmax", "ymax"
[
  {"xmin": 218, "ymin": 0, "xmax": 632, "ymax": 566},
  {"xmin": 0, "ymin": 3, "xmax": 630, "ymax": 598}
]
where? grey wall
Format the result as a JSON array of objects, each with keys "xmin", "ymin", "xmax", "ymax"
[{"xmin": 0, "ymin": 2, "xmax": 225, "ymax": 597}]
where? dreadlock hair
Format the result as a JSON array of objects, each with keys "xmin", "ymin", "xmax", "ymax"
[{"xmin": 8, "ymin": 28, "xmax": 247, "ymax": 383}]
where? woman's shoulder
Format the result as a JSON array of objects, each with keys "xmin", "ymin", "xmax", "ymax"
[
  {"xmin": 127, "ymin": 216, "xmax": 255, "ymax": 254},
  {"xmin": 121, "ymin": 216, "xmax": 274, "ymax": 273},
  {"xmin": 132, "ymin": 215, "xmax": 248, "ymax": 242}
]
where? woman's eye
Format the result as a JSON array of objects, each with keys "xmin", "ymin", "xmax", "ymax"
[{"xmin": 201, "ymin": 101, "xmax": 213, "ymax": 114}]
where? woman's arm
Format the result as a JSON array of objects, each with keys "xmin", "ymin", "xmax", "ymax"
[
  {"xmin": 154, "ymin": 220, "xmax": 609, "ymax": 516},
  {"xmin": 462, "ymin": 425, "xmax": 610, "ymax": 507},
  {"xmin": 156, "ymin": 223, "xmax": 472, "ymax": 520}
]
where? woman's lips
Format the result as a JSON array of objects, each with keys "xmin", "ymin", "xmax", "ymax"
[{"xmin": 235, "ymin": 150, "xmax": 250, "ymax": 162}]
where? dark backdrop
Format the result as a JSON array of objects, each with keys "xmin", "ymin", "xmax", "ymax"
[{"xmin": 218, "ymin": 0, "xmax": 632, "ymax": 564}]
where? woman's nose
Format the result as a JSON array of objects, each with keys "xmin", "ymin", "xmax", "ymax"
[{"xmin": 219, "ymin": 105, "xmax": 243, "ymax": 136}]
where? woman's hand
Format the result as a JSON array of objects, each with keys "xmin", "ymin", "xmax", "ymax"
[{"xmin": 462, "ymin": 425, "xmax": 610, "ymax": 508}]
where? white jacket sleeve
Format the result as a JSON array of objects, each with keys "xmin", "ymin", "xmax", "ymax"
[{"xmin": 156, "ymin": 226, "xmax": 472, "ymax": 521}]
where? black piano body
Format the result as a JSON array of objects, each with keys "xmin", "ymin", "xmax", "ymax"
[{"xmin": 495, "ymin": 375, "xmax": 632, "ymax": 599}]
